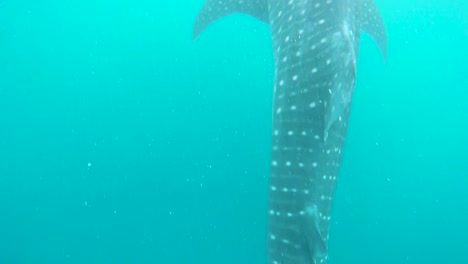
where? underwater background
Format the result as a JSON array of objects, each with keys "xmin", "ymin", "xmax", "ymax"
[{"xmin": 0, "ymin": 0, "xmax": 466, "ymax": 263}]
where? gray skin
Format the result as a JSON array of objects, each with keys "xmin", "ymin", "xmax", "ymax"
[{"xmin": 193, "ymin": 0, "xmax": 387, "ymax": 263}]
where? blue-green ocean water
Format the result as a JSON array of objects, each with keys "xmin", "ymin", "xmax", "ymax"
[{"xmin": 0, "ymin": 0, "xmax": 467, "ymax": 263}]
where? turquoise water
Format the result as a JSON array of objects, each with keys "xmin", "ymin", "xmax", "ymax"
[{"xmin": 0, "ymin": 0, "xmax": 466, "ymax": 263}]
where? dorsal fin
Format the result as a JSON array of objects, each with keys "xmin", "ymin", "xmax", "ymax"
[
  {"xmin": 357, "ymin": 0, "xmax": 388, "ymax": 61},
  {"xmin": 193, "ymin": 0, "xmax": 269, "ymax": 40},
  {"xmin": 303, "ymin": 204, "xmax": 327, "ymax": 261}
]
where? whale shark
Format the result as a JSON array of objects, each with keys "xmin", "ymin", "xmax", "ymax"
[{"xmin": 193, "ymin": 0, "xmax": 387, "ymax": 263}]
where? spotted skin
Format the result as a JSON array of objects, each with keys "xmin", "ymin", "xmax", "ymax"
[{"xmin": 193, "ymin": 0, "xmax": 387, "ymax": 263}]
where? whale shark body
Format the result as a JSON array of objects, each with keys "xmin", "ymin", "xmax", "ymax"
[{"xmin": 193, "ymin": 0, "xmax": 387, "ymax": 263}]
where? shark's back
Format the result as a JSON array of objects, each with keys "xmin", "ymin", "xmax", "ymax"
[{"xmin": 193, "ymin": 0, "xmax": 387, "ymax": 263}]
